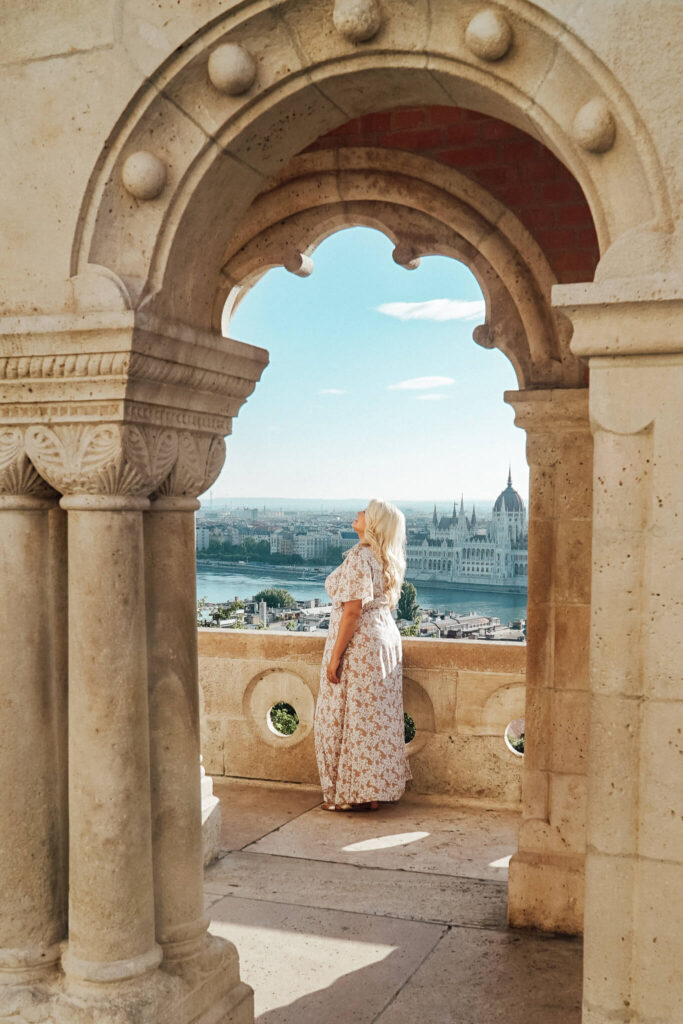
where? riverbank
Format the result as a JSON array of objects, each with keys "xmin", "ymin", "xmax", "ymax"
[{"xmin": 196, "ymin": 562, "xmax": 527, "ymax": 621}]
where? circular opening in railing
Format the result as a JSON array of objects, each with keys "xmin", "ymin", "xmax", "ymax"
[
  {"xmin": 504, "ymin": 717, "xmax": 525, "ymax": 757},
  {"xmin": 404, "ymin": 712, "xmax": 416, "ymax": 745},
  {"xmin": 268, "ymin": 701, "xmax": 300, "ymax": 737}
]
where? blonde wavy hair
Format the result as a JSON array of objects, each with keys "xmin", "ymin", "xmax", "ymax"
[{"xmin": 360, "ymin": 498, "xmax": 406, "ymax": 608}]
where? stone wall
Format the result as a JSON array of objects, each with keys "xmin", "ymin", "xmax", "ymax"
[{"xmin": 198, "ymin": 629, "xmax": 527, "ymax": 808}]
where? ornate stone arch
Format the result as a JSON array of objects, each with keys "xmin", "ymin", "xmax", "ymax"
[
  {"xmin": 215, "ymin": 146, "xmax": 581, "ymax": 388},
  {"xmin": 71, "ymin": 0, "xmax": 672, "ymax": 330}
]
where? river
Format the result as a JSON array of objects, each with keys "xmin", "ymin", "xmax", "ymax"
[{"xmin": 196, "ymin": 562, "xmax": 527, "ymax": 622}]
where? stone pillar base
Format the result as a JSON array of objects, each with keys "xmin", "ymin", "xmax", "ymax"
[
  {"xmin": 508, "ymin": 850, "xmax": 584, "ymax": 934},
  {"xmin": 8, "ymin": 938, "xmax": 254, "ymax": 1024}
]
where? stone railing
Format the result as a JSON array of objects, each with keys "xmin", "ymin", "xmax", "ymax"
[{"xmin": 199, "ymin": 630, "xmax": 526, "ymax": 808}]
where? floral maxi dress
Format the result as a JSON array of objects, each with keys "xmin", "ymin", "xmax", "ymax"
[{"xmin": 314, "ymin": 543, "xmax": 412, "ymax": 805}]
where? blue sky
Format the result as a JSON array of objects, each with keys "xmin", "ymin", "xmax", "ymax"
[{"xmin": 213, "ymin": 227, "xmax": 528, "ymax": 503}]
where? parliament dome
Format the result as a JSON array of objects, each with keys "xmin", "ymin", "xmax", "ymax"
[{"xmin": 494, "ymin": 471, "xmax": 525, "ymax": 514}]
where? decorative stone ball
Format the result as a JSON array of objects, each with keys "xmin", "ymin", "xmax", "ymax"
[
  {"xmin": 208, "ymin": 43, "xmax": 257, "ymax": 95},
  {"xmin": 333, "ymin": 0, "xmax": 382, "ymax": 43},
  {"xmin": 121, "ymin": 151, "xmax": 167, "ymax": 200},
  {"xmin": 573, "ymin": 98, "xmax": 616, "ymax": 153},
  {"xmin": 465, "ymin": 9, "xmax": 513, "ymax": 61}
]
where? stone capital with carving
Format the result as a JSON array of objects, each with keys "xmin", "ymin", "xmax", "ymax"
[
  {"xmin": 0, "ymin": 427, "xmax": 58, "ymax": 504},
  {"xmin": 152, "ymin": 432, "xmax": 226, "ymax": 510},
  {"xmin": 24, "ymin": 423, "xmax": 179, "ymax": 500}
]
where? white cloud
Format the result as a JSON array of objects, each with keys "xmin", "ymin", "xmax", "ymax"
[
  {"xmin": 318, "ymin": 388, "xmax": 346, "ymax": 395},
  {"xmin": 377, "ymin": 299, "xmax": 486, "ymax": 322},
  {"xmin": 416, "ymin": 393, "xmax": 448, "ymax": 401},
  {"xmin": 388, "ymin": 376, "xmax": 455, "ymax": 391}
]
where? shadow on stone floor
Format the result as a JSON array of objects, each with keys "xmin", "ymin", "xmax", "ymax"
[{"xmin": 206, "ymin": 779, "xmax": 582, "ymax": 1024}]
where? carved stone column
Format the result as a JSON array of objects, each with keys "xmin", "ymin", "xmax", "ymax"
[
  {"xmin": 505, "ymin": 389, "xmax": 593, "ymax": 935},
  {"xmin": 144, "ymin": 432, "xmax": 246, "ymax": 1012},
  {"xmin": 24, "ymin": 423, "xmax": 179, "ymax": 1018},
  {"xmin": 557, "ymin": 287, "xmax": 683, "ymax": 1024},
  {"xmin": 0, "ymin": 432, "xmax": 67, "ymax": 1001},
  {"xmin": 1, "ymin": 309, "xmax": 268, "ymax": 1023}
]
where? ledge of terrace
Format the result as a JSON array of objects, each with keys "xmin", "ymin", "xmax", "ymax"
[{"xmin": 199, "ymin": 630, "xmax": 527, "ymax": 808}]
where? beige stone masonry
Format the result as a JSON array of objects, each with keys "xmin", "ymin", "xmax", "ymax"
[
  {"xmin": 0, "ymin": 480, "xmax": 67, "ymax": 996},
  {"xmin": 0, "ymin": 312, "xmax": 266, "ymax": 1022},
  {"xmin": 554, "ymin": 284, "xmax": 683, "ymax": 1024},
  {"xmin": 199, "ymin": 630, "xmax": 527, "ymax": 809},
  {"xmin": 218, "ymin": 146, "xmax": 578, "ymax": 388},
  {"xmin": 506, "ymin": 389, "xmax": 592, "ymax": 935}
]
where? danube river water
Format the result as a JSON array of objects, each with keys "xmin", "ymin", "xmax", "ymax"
[{"xmin": 196, "ymin": 562, "xmax": 527, "ymax": 622}]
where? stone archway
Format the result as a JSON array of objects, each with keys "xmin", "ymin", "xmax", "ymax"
[
  {"xmin": 212, "ymin": 140, "xmax": 594, "ymax": 938},
  {"xmin": 68, "ymin": 0, "xmax": 669, "ymax": 327},
  {"xmin": 217, "ymin": 145, "xmax": 576, "ymax": 387},
  {"xmin": 1, "ymin": 3, "xmax": 681, "ymax": 1024}
]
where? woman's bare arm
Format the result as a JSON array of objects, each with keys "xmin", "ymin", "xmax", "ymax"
[{"xmin": 327, "ymin": 599, "xmax": 362, "ymax": 683}]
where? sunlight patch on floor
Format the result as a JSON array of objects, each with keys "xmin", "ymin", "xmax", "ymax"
[{"xmin": 342, "ymin": 831, "xmax": 430, "ymax": 852}]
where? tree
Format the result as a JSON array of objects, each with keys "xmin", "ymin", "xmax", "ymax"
[
  {"xmin": 399, "ymin": 622, "xmax": 419, "ymax": 637},
  {"xmin": 253, "ymin": 587, "xmax": 296, "ymax": 609},
  {"xmin": 197, "ymin": 595, "xmax": 210, "ymax": 626},
  {"xmin": 397, "ymin": 581, "xmax": 420, "ymax": 622}
]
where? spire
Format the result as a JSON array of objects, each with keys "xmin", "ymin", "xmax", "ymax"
[
  {"xmin": 453, "ymin": 500, "xmax": 457, "ymax": 518},
  {"xmin": 460, "ymin": 493, "xmax": 465, "ymax": 514},
  {"xmin": 471, "ymin": 504, "xmax": 477, "ymax": 527},
  {"xmin": 507, "ymin": 465, "xmax": 512, "ymax": 488},
  {"xmin": 432, "ymin": 504, "xmax": 438, "ymax": 525}
]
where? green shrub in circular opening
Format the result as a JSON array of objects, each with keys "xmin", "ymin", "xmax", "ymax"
[
  {"xmin": 508, "ymin": 731, "xmax": 524, "ymax": 754},
  {"xmin": 269, "ymin": 701, "xmax": 299, "ymax": 736},
  {"xmin": 404, "ymin": 712, "xmax": 416, "ymax": 744}
]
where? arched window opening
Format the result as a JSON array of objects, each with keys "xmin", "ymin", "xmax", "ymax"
[{"xmin": 199, "ymin": 226, "xmax": 528, "ymax": 634}]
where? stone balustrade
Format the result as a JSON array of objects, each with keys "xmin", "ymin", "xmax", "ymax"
[{"xmin": 198, "ymin": 630, "xmax": 526, "ymax": 808}]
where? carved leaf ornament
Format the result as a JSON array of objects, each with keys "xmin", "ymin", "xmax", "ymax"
[
  {"xmin": 24, "ymin": 423, "xmax": 179, "ymax": 497},
  {"xmin": 0, "ymin": 427, "xmax": 52, "ymax": 496}
]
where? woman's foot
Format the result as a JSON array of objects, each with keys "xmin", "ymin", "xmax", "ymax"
[
  {"xmin": 322, "ymin": 802, "xmax": 352, "ymax": 811},
  {"xmin": 350, "ymin": 800, "xmax": 380, "ymax": 811}
]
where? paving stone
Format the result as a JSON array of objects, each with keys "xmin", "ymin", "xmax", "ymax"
[
  {"xmin": 205, "ymin": 850, "xmax": 508, "ymax": 929},
  {"xmin": 244, "ymin": 799, "xmax": 519, "ymax": 881},
  {"xmin": 208, "ymin": 895, "xmax": 445, "ymax": 1024},
  {"xmin": 375, "ymin": 926, "xmax": 582, "ymax": 1024},
  {"xmin": 212, "ymin": 778, "xmax": 322, "ymax": 851}
]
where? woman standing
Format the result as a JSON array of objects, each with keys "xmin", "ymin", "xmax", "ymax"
[{"xmin": 315, "ymin": 499, "xmax": 412, "ymax": 811}]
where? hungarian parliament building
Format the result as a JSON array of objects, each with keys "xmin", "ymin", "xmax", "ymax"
[{"xmin": 405, "ymin": 472, "xmax": 528, "ymax": 594}]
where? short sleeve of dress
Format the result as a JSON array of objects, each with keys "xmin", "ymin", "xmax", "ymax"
[{"xmin": 336, "ymin": 546, "xmax": 375, "ymax": 606}]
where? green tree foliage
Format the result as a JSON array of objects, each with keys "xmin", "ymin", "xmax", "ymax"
[
  {"xmin": 397, "ymin": 581, "xmax": 420, "ymax": 622},
  {"xmin": 269, "ymin": 702, "xmax": 299, "ymax": 735},
  {"xmin": 253, "ymin": 587, "xmax": 297, "ymax": 609},
  {"xmin": 399, "ymin": 622, "xmax": 419, "ymax": 636},
  {"xmin": 199, "ymin": 535, "xmax": 341, "ymax": 567},
  {"xmin": 196, "ymin": 596, "xmax": 210, "ymax": 626},
  {"xmin": 508, "ymin": 731, "xmax": 525, "ymax": 754},
  {"xmin": 404, "ymin": 712, "xmax": 416, "ymax": 744}
]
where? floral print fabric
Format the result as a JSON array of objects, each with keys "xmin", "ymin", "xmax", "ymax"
[{"xmin": 314, "ymin": 543, "xmax": 412, "ymax": 805}]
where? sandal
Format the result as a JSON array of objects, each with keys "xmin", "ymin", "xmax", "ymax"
[
  {"xmin": 322, "ymin": 802, "xmax": 352, "ymax": 811},
  {"xmin": 350, "ymin": 800, "xmax": 380, "ymax": 811}
]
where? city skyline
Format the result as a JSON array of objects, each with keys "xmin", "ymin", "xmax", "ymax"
[{"xmin": 213, "ymin": 227, "xmax": 529, "ymax": 501}]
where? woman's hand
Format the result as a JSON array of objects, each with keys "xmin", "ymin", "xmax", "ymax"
[
  {"xmin": 327, "ymin": 653, "xmax": 341, "ymax": 685},
  {"xmin": 326, "ymin": 600, "xmax": 361, "ymax": 685}
]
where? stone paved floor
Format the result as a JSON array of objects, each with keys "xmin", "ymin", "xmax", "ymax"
[{"xmin": 205, "ymin": 779, "xmax": 583, "ymax": 1024}]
